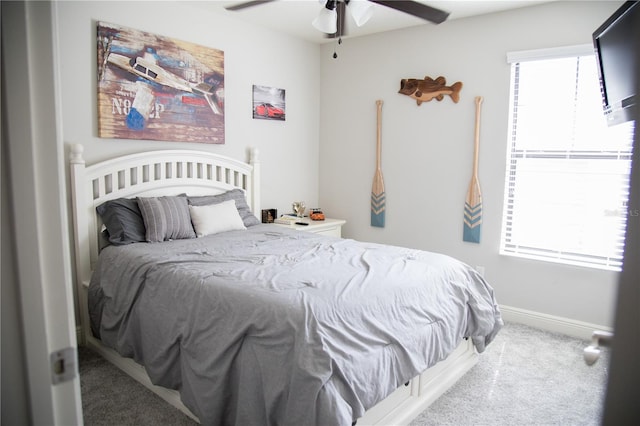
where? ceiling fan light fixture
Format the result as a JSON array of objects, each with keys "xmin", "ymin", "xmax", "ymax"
[
  {"xmin": 348, "ymin": 0, "xmax": 373, "ymax": 27},
  {"xmin": 312, "ymin": 5, "xmax": 338, "ymax": 33}
]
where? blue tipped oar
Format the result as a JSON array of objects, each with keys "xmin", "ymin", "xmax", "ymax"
[
  {"xmin": 463, "ymin": 96, "xmax": 483, "ymax": 243},
  {"xmin": 371, "ymin": 100, "xmax": 385, "ymax": 227}
]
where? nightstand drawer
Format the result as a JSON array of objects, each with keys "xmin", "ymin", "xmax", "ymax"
[
  {"xmin": 273, "ymin": 217, "xmax": 346, "ymax": 237},
  {"xmin": 313, "ymin": 227, "xmax": 342, "ymax": 238}
]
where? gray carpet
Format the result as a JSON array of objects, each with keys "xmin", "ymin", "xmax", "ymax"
[
  {"xmin": 409, "ymin": 323, "xmax": 608, "ymax": 426},
  {"xmin": 79, "ymin": 347, "xmax": 196, "ymax": 426},
  {"xmin": 80, "ymin": 322, "xmax": 609, "ymax": 425}
]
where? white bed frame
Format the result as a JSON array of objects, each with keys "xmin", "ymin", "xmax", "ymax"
[{"xmin": 69, "ymin": 143, "xmax": 478, "ymax": 425}]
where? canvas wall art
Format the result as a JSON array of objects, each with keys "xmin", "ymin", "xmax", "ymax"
[
  {"xmin": 252, "ymin": 85, "xmax": 286, "ymax": 121},
  {"xmin": 97, "ymin": 22, "xmax": 225, "ymax": 143}
]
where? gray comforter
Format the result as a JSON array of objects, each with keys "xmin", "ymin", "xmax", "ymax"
[{"xmin": 89, "ymin": 225, "xmax": 502, "ymax": 425}]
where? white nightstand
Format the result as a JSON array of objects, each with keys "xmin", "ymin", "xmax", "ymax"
[{"xmin": 273, "ymin": 217, "xmax": 346, "ymax": 238}]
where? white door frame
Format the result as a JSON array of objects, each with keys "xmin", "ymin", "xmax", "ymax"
[{"xmin": 3, "ymin": 1, "xmax": 83, "ymax": 424}]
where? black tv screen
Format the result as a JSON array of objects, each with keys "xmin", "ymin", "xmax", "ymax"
[{"xmin": 592, "ymin": 1, "xmax": 638, "ymax": 126}]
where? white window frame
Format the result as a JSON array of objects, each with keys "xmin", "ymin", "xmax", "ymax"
[{"xmin": 500, "ymin": 45, "xmax": 634, "ymax": 271}]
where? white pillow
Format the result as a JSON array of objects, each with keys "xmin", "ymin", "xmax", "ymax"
[{"xmin": 188, "ymin": 199, "xmax": 246, "ymax": 237}]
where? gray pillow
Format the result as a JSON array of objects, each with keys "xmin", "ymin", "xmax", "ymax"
[
  {"xmin": 137, "ymin": 195, "xmax": 196, "ymax": 242},
  {"xmin": 96, "ymin": 198, "xmax": 146, "ymax": 245},
  {"xmin": 188, "ymin": 189, "xmax": 260, "ymax": 227}
]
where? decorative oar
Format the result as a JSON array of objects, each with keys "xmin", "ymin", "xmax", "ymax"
[
  {"xmin": 463, "ymin": 96, "xmax": 483, "ymax": 243},
  {"xmin": 371, "ymin": 100, "xmax": 386, "ymax": 227}
]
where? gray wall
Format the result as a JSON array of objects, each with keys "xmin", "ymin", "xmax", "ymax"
[
  {"xmin": 57, "ymin": 1, "xmax": 322, "ymax": 217},
  {"xmin": 318, "ymin": 1, "xmax": 624, "ymax": 328},
  {"xmin": 55, "ymin": 1, "xmax": 625, "ymax": 330}
]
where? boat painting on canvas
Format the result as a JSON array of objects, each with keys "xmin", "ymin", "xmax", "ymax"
[{"xmin": 97, "ymin": 21, "xmax": 225, "ymax": 144}]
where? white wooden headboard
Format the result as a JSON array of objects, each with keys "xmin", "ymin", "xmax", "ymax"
[{"xmin": 69, "ymin": 143, "xmax": 260, "ymax": 342}]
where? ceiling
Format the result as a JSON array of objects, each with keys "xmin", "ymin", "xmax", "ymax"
[{"xmin": 188, "ymin": 0, "xmax": 556, "ymax": 44}]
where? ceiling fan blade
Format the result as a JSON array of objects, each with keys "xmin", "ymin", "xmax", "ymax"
[
  {"xmin": 369, "ymin": 0, "xmax": 449, "ymax": 24},
  {"xmin": 326, "ymin": 1, "xmax": 347, "ymax": 38},
  {"xmin": 225, "ymin": 0, "xmax": 277, "ymax": 12}
]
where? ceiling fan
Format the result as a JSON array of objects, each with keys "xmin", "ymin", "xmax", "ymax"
[{"xmin": 225, "ymin": 0, "xmax": 450, "ymax": 39}]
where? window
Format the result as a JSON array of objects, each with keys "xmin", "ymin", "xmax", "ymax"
[{"xmin": 501, "ymin": 45, "xmax": 635, "ymax": 271}]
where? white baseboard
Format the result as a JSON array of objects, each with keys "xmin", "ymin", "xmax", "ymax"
[{"xmin": 499, "ymin": 305, "xmax": 613, "ymax": 340}]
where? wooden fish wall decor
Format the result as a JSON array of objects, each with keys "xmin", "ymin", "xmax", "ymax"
[{"xmin": 398, "ymin": 76, "xmax": 463, "ymax": 105}]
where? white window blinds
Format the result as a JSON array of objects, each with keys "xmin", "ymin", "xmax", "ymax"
[{"xmin": 500, "ymin": 46, "xmax": 635, "ymax": 271}]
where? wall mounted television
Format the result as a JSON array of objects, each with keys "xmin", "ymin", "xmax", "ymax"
[{"xmin": 592, "ymin": 1, "xmax": 638, "ymax": 126}]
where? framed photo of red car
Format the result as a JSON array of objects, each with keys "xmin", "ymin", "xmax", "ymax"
[
  {"xmin": 252, "ymin": 85, "xmax": 286, "ymax": 121},
  {"xmin": 97, "ymin": 21, "xmax": 225, "ymax": 144}
]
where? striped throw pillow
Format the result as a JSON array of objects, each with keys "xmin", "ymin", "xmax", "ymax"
[{"xmin": 137, "ymin": 195, "xmax": 196, "ymax": 242}]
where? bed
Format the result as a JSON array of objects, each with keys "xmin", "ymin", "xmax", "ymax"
[{"xmin": 70, "ymin": 144, "xmax": 502, "ymax": 426}]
